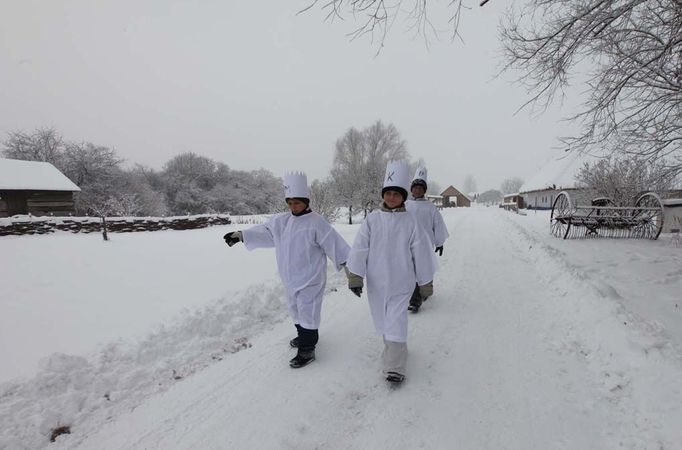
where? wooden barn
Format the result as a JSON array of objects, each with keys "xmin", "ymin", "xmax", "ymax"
[
  {"xmin": 441, "ymin": 186, "xmax": 471, "ymax": 207},
  {"xmin": 502, "ymin": 193, "xmax": 525, "ymax": 211},
  {"xmin": 0, "ymin": 158, "xmax": 80, "ymax": 217}
]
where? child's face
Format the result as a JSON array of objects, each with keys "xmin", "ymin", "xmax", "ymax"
[
  {"xmin": 383, "ymin": 190, "xmax": 404, "ymax": 208},
  {"xmin": 411, "ymin": 185, "xmax": 426, "ymax": 198},
  {"xmin": 287, "ymin": 198, "xmax": 308, "ymax": 214}
]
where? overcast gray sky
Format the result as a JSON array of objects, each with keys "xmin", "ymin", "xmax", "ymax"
[{"xmin": 0, "ymin": 0, "xmax": 582, "ymax": 192}]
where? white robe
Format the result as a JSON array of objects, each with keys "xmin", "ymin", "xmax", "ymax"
[
  {"xmin": 405, "ymin": 198, "xmax": 449, "ymax": 247},
  {"xmin": 347, "ymin": 209, "xmax": 437, "ymax": 342},
  {"xmin": 242, "ymin": 211, "xmax": 350, "ymax": 329}
]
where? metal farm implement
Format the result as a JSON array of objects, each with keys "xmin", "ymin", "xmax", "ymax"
[{"xmin": 550, "ymin": 191, "xmax": 664, "ymax": 240}]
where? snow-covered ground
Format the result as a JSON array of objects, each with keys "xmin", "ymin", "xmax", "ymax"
[{"xmin": 1, "ymin": 207, "xmax": 681, "ymax": 449}]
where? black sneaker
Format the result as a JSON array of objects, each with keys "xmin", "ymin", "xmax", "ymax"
[
  {"xmin": 408, "ymin": 297, "xmax": 422, "ymax": 313},
  {"xmin": 289, "ymin": 337, "xmax": 299, "ymax": 348},
  {"xmin": 289, "ymin": 351, "xmax": 315, "ymax": 369},
  {"xmin": 386, "ymin": 371, "xmax": 405, "ymax": 383}
]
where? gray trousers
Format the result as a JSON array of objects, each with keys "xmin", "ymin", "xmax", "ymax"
[{"xmin": 382, "ymin": 338, "xmax": 407, "ymax": 375}]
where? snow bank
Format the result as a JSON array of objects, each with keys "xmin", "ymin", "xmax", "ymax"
[{"xmin": 0, "ymin": 279, "xmax": 288, "ymax": 450}]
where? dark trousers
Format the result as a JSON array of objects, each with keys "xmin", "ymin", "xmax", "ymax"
[
  {"xmin": 409, "ymin": 284, "xmax": 422, "ymax": 307},
  {"xmin": 295, "ymin": 323, "xmax": 319, "ymax": 353}
]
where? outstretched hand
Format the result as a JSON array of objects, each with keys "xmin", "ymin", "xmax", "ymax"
[
  {"xmin": 223, "ymin": 231, "xmax": 242, "ymax": 247},
  {"xmin": 435, "ymin": 246, "xmax": 444, "ymax": 256}
]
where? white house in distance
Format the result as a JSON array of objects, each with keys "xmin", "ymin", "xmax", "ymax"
[
  {"xmin": 0, "ymin": 158, "xmax": 81, "ymax": 217},
  {"xmin": 519, "ymin": 152, "xmax": 594, "ymax": 210}
]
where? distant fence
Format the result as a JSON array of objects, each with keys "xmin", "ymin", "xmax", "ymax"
[{"xmin": 0, "ymin": 214, "xmax": 233, "ymax": 237}]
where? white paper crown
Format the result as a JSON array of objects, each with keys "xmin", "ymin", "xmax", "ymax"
[
  {"xmin": 283, "ymin": 171, "xmax": 309, "ymax": 199},
  {"xmin": 383, "ymin": 160, "xmax": 411, "ymax": 192},
  {"xmin": 413, "ymin": 166, "xmax": 428, "ymax": 182}
]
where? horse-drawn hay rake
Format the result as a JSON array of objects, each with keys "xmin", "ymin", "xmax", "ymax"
[{"xmin": 550, "ymin": 191, "xmax": 664, "ymax": 240}]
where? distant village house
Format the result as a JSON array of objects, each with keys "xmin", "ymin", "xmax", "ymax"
[
  {"xmin": 518, "ymin": 152, "xmax": 589, "ymax": 210},
  {"xmin": 0, "ymin": 158, "xmax": 80, "ymax": 218},
  {"xmin": 440, "ymin": 186, "xmax": 471, "ymax": 208}
]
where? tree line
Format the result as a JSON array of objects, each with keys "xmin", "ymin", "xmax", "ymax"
[
  {"xmin": 3, "ymin": 122, "xmax": 535, "ymax": 221},
  {"xmin": 1, "ymin": 122, "xmax": 437, "ymax": 221},
  {"xmin": 2, "ymin": 128, "xmax": 283, "ymax": 217}
]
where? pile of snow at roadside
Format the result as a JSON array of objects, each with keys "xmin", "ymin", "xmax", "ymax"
[
  {"xmin": 0, "ymin": 219, "xmax": 354, "ymax": 450},
  {"xmin": 0, "ymin": 278, "xmax": 292, "ymax": 450}
]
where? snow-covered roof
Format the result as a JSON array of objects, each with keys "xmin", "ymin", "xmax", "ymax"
[
  {"xmin": 519, "ymin": 151, "xmax": 597, "ymax": 194},
  {"xmin": 0, "ymin": 158, "xmax": 80, "ymax": 191}
]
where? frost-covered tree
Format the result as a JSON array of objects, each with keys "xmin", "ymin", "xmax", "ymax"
[
  {"xmin": 500, "ymin": 177, "xmax": 524, "ymax": 195},
  {"xmin": 162, "ymin": 152, "xmax": 218, "ymax": 213},
  {"xmin": 577, "ymin": 156, "xmax": 679, "ymax": 206},
  {"xmin": 360, "ymin": 121, "xmax": 409, "ymax": 214},
  {"xmin": 331, "ymin": 127, "xmax": 365, "ymax": 224},
  {"xmin": 331, "ymin": 121, "xmax": 409, "ymax": 222},
  {"xmin": 463, "ymin": 174, "xmax": 477, "ymax": 195},
  {"xmin": 478, "ymin": 189, "xmax": 503, "ymax": 204},
  {"xmin": 309, "ymin": 178, "xmax": 341, "ymax": 222},
  {"xmin": 307, "ymin": 0, "xmax": 682, "ymax": 176},
  {"xmin": 502, "ymin": 0, "xmax": 682, "ymax": 177},
  {"xmin": 2, "ymin": 128, "xmax": 65, "ymax": 166},
  {"xmin": 302, "ymin": 0, "xmax": 468, "ymax": 45},
  {"xmin": 61, "ymin": 141, "xmax": 123, "ymax": 188}
]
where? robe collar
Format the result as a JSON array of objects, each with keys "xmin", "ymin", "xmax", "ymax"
[{"xmin": 380, "ymin": 202, "xmax": 406, "ymax": 213}]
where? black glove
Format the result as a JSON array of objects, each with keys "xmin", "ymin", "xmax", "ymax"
[
  {"xmin": 435, "ymin": 246, "xmax": 443, "ymax": 256},
  {"xmin": 223, "ymin": 231, "xmax": 242, "ymax": 247},
  {"xmin": 350, "ymin": 286, "xmax": 363, "ymax": 297}
]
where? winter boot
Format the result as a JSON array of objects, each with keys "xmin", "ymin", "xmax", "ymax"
[
  {"xmin": 386, "ymin": 371, "xmax": 405, "ymax": 383},
  {"xmin": 289, "ymin": 349, "xmax": 315, "ymax": 368},
  {"xmin": 289, "ymin": 337, "xmax": 299, "ymax": 348},
  {"xmin": 408, "ymin": 284, "xmax": 422, "ymax": 312}
]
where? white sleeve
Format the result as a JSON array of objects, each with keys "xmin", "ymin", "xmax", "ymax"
[
  {"xmin": 242, "ymin": 217, "xmax": 276, "ymax": 250},
  {"xmin": 433, "ymin": 209, "xmax": 449, "ymax": 247},
  {"xmin": 411, "ymin": 222, "xmax": 438, "ymax": 286},
  {"xmin": 346, "ymin": 220, "xmax": 370, "ymax": 278},
  {"xmin": 317, "ymin": 221, "xmax": 351, "ymax": 271}
]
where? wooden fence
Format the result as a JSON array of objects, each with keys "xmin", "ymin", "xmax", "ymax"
[{"xmin": 0, "ymin": 215, "xmax": 232, "ymax": 237}]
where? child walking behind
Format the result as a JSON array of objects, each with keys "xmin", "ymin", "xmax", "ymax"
[{"xmin": 405, "ymin": 166, "xmax": 449, "ymax": 312}]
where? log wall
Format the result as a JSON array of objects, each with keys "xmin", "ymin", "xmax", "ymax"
[{"xmin": 0, "ymin": 215, "xmax": 232, "ymax": 237}]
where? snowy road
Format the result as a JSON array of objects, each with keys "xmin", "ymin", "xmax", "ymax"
[{"xmin": 62, "ymin": 208, "xmax": 682, "ymax": 450}]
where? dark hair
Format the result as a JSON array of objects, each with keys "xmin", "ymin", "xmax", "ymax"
[
  {"xmin": 411, "ymin": 179, "xmax": 428, "ymax": 191},
  {"xmin": 381, "ymin": 186, "xmax": 407, "ymax": 201},
  {"xmin": 285, "ymin": 197, "xmax": 310, "ymax": 207}
]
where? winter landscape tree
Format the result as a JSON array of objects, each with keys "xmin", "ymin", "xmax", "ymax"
[
  {"xmin": 502, "ymin": 0, "xmax": 682, "ymax": 177},
  {"xmin": 463, "ymin": 174, "xmax": 477, "ymax": 195},
  {"xmin": 302, "ymin": 0, "xmax": 468, "ymax": 45},
  {"xmin": 309, "ymin": 178, "xmax": 341, "ymax": 222},
  {"xmin": 500, "ymin": 177, "xmax": 524, "ymax": 195},
  {"xmin": 477, "ymin": 189, "xmax": 503, "ymax": 204},
  {"xmin": 2, "ymin": 129, "xmax": 285, "ymax": 218},
  {"xmin": 2, "ymin": 128, "xmax": 65, "ymax": 166},
  {"xmin": 360, "ymin": 121, "xmax": 409, "ymax": 214},
  {"xmin": 307, "ymin": 1, "xmax": 682, "ymax": 179},
  {"xmin": 576, "ymin": 155, "xmax": 679, "ymax": 206},
  {"xmin": 331, "ymin": 121, "xmax": 409, "ymax": 223}
]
